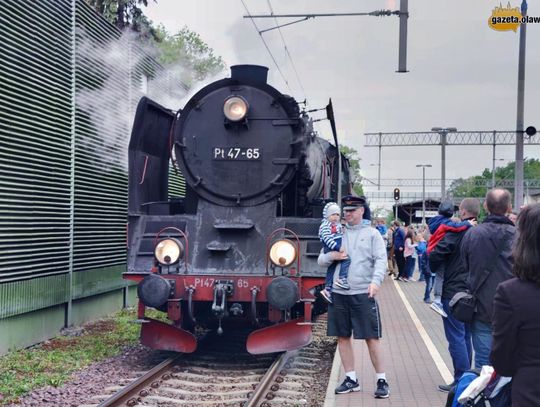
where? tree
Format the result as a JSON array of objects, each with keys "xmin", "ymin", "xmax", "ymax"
[
  {"xmin": 372, "ymin": 206, "xmax": 390, "ymax": 220},
  {"xmin": 449, "ymin": 174, "xmax": 489, "ymax": 198},
  {"xmin": 340, "ymin": 145, "xmax": 364, "ymax": 196},
  {"xmin": 86, "ymin": 2, "xmax": 226, "ymax": 87},
  {"xmin": 448, "ymin": 158, "xmax": 540, "ymax": 197},
  {"xmin": 386, "ymin": 211, "xmax": 400, "ymax": 225},
  {"xmin": 153, "ymin": 26, "xmax": 225, "ymax": 87},
  {"xmin": 85, "ymin": 0, "xmax": 156, "ymax": 35}
]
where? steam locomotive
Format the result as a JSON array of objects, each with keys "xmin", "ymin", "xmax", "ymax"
[{"xmin": 124, "ymin": 65, "xmax": 352, "ymax": 354}]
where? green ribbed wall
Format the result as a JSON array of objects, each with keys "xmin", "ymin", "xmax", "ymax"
[
  {"xmin": 0, "ymin": 0, "xmax": 73, "ymax": 283},
  {"xmin": 0, "ymin": 267, "xmax": 128, "ymax": 320},
  {"xmin": 0, "ymin": 275, "xmax": 69, "ymax": 320},
  {"xmin": 0, "ymin": 0, "xmax": 184, "ymax": 352},
  {"xmin": 73, "ymin": 1, "xmax": 129, "ymax": 271}
]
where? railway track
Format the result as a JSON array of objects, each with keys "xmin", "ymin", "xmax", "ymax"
[{"xmin": 86, "ymin": 318, "xmax": 334, "ymax": 407}]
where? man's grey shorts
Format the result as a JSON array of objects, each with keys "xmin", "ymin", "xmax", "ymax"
[{"xmin": 327, "ymin": 293, "xmax": 382, "ymax": 339}]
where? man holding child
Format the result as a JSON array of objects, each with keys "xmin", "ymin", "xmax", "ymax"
[{"xmin": 318, "ymin": 195, "xmax": 390, "ymax": 398}]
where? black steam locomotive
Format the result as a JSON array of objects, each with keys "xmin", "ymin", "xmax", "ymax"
[{"xmin": 124, "ymin": 65, "xmax": 352, "ymax": 354}]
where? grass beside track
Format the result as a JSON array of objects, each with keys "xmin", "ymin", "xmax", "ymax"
[{"xmin": 0, "ymin": 308, "xmax": 148, "ymax": 406}]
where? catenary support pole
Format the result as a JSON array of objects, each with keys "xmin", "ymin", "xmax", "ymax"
[{"xmin": 514, "ymin": 0, "xmax": 527, "ymax": 209}]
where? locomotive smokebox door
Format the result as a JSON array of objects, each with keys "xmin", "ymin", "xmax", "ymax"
[{"xmin": 174, "ymin": 64, "xmax": 301, "ymax": 207}]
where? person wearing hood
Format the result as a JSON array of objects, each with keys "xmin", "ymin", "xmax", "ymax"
[
  {"xmin": 318, "ymin": 195, "xmax": 390, "ymax": 399},
  {"xmin": 318, "ymin": 202, "xmax": 351, "ymax": 303},
  {"xmin": 427, "ymin": 201, "xmax": 476, "ymax": 317}
]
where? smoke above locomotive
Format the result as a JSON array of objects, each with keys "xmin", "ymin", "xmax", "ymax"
[{"xmin": 125, "ymin": 65, "xmax": 352, "ymax": 354}]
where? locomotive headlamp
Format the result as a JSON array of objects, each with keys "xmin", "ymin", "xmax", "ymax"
[
  {"xmin": 269, "ymin": 239, "xmax": 297, "ymax": 267},
  {"xmin": 154, "ymin": 238, "xmax": 184, "ymax": 265},
  {"xmin": 223, "ymin": 96, "xmax": 248, "ymax": 122}
]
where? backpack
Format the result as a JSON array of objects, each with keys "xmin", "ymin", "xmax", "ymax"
[
  {"xmin": 446, "ymin": 369, "xmax": 512, "ymax": 407},
  {"xmin": 446, "ymin": 371, "xmax": 479, "ymax": 407}
]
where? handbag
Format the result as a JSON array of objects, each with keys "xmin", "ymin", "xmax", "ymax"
[
  {"xmin": 449, "ymin": 291, "xmax": 476, "ymax": 323},
  {"xmin": 449, "ymin": 230, "xmax": 510, "ymax": 323}
]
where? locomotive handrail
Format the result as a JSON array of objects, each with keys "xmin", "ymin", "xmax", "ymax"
[
  {"xmin": 153, "ymin": 226, "xmax": 189, "ymax": 271},
  {"xmin": 265, "ymin": 228, "xmax": 301, "ymax": 276},
  {"xmin": 251, "ymin": 287, "xmax": 260, "ymax": 325},
  {"xmin": 140, "ymin": 199, "xmax": 184, "ymax": 206},
  {"xmin": 186, "ymin": 286, "xmax": 196, "ymax": 324},
  {"xmin": 169, "ymin": 110, "xmax": 182, "ymax": 175},
  {"xmin": 139, "ymin": 155, "xmax": 149, "ymax": 185},
  {"xmin": 326, "ymin": 99, "xmax": 342, "ymax": 204}
]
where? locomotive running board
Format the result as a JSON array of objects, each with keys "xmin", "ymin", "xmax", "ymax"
[
  {"xmin": 246, "ymin": 318, "xmax": 312, "ymax": 355},
  {"xmin": 140, "ymin": 318, "xmax": 197, "ymax": 353}
]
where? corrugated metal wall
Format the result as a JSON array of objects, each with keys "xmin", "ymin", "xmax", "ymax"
[
  {"xmin": 0, "ymin": 1, "xmax": 73, "ymax": 286},
  {"xmin": 74, "ymin": 2, "xmax": 130, "ymax": 273},
  {"xmin": 0, "ymin": 0, "xmax": 185, "ymax": 321}
]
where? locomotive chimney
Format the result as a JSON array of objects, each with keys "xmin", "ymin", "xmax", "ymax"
[{"xmin": 231, "ymin": 65, "xmax": 268, "ymax": 85}]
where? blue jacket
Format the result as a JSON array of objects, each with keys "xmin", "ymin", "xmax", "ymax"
[
  {"xmin": 416, "ymin": 240, "xmax": 427, "ymax": 255},
  {"xmin": 393, "ymin": 227, "xmax": 405, "ymax": 249},
  {"xmin": 428, "ymin": 215, "xmax": 473, "ymax": 254},
  {"xmin": 428, "ymin": 215, "xmax": 470, "ymax": 235}
]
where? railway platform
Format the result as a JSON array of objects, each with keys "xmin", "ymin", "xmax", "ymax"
[{"xmin": 324, "ymin": 271, "xmax": 454, "ymax": 407}]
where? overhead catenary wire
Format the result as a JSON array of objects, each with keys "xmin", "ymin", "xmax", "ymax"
[
  {"xmin": 240, "ymin": 0, "xmax": 292, "ymax": 93},
  {"xmin": 266, "ymin": 0, "xmax": 307, "ymax": 102}
]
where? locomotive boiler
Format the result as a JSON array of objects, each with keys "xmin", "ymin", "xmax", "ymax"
[{"xmin": 124, "ymin": 65, "xmax": 352, "ymax": 354}]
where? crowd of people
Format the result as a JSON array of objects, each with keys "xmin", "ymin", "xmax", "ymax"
[{"xmin": 318, "ymin": 189, "xmax": 540, "ymax": 405}]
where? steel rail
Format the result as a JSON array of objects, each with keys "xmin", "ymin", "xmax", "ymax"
[
  {"xmin": 97, "ymin": 356, "xmax": 181, "ymax": 407},
  {"xmin": 246, "ymin": 350, "xmax": 298, "ymax": 407}
]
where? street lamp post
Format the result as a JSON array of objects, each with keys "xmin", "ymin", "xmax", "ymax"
[
  {"xmin": 431, "ymin": 127, "xmax": 457, "ymax": 199},
  {"xmin": 515, "ymin": 0, "xmax": 528, "ymax": 210},
  {"xmin": 491, "ymin": 158, "xmax": 506, "ymax": 188},
  {"xmin": 416, "ymin": 164, "xmax": 432, "ymax": 224},
  {"xmin": 369, "ymin": 163, "xmax": 381, "ymax": 191}
]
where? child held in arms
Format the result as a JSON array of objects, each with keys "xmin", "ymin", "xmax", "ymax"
[{"xmin": 318, "ymin": 202, "xmax": 351, "ymax": 303}]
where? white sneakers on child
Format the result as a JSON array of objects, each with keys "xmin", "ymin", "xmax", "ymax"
[
  {"xmin": 320, "ymin": 289, "xmax": 332, "ymax": 304},
  {"xmin": 334, "ymin": 278, "xmax": 350, "ymax": 290}
]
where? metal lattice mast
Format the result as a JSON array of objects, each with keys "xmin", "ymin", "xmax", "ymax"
[
  {"xmin": 364, "ymin": 130, "xmax": 540, "ymax": 199},
  {"xmin": 364, "ymin": 130, "xmax": 540, "ymax": 146},
  {"xmin": 361, "ymin": 178, "xmax": 540, "ymax": 188}
]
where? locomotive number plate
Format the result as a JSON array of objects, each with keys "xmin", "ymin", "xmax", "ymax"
[{"xmin": 213, "ymin": 147, "xmax": 261, "ymax": 160}]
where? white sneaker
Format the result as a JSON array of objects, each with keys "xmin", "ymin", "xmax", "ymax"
[
  {"xmin": 334, "ymin": 278, "xmax": 350, "ymax": 290},
  {"xmin": 430, "ymin": 301, "xmax": 448, "ymax": 318},
  {"xmin": 320, "ymin": 289, "xmax": 333, "ymax": 304},
  {"xmin": 335, "ymin": 376, "xmax": 360, "ymax": 394}
]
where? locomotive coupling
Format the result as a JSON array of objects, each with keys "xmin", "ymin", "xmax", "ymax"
[
  {"xmin": 211, "ymin": 280, "xmax": 234, "ymax": 316},
  {"xmin": 229, "ymin": 303, "xmax": 243, "ymax": 316}
]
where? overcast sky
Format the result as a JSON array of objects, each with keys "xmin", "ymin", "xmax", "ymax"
[{"xmin": 143, "ymin": 0, "xmax": 540, "ymax": 203}]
